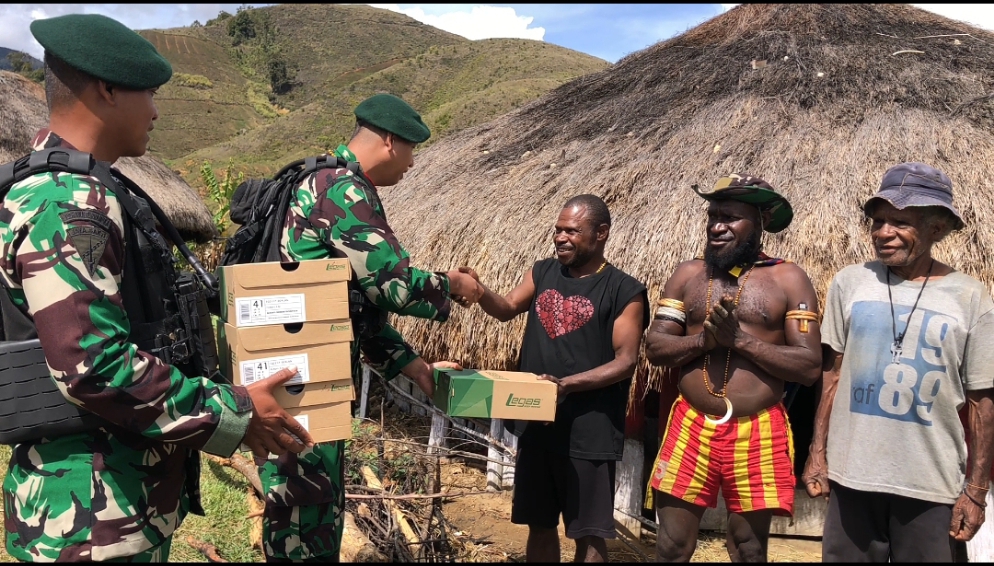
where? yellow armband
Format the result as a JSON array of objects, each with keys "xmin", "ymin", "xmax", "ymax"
[{"xmin": 785, "ymin": 310, "xmax": 820, "ymax": 333}]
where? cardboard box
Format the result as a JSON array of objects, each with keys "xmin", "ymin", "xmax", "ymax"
[
  {"xmin": 433, "ymin": 369, "xmax": 558, "ymax": 421},
  {"xmin": 219, "ymin": 259, "xmax": 352, "ymax": 327},
  {"xmin": 286, "ymin": 401, "xmax": 353, "ymax": 443},
  {"xmin": 218, "ymin": 321, "xmax": 353, "ymax": 386},
  {"xmin": 274, "ymin": 380, "xmax": 355, "ymax": 408}
]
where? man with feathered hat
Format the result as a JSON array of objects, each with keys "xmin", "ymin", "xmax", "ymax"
[{"xmin": 645, "ymin": 173, "xmax": 823, "ymax": 562}]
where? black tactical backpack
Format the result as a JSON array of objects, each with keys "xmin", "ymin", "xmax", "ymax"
[
  {"xmin": 218, "ymin": 154, "xmax": 387, "ymax": 340},
  {"xmin": 219, "ymin": 155, "xmax": 356, "ymax": 265},
  {"xmin": 0, "ymin": 148, "xmax": 222, "ymax": 444}
]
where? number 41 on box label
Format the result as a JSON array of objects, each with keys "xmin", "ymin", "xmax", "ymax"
[{"xmin": 240, "ymin": 354, "xmax": 310, "ymax": 385}]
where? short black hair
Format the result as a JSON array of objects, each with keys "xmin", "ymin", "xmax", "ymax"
[
  {"xmin": 44, "ymin": 51, "xmax": 97, "ymax": 112},
  {"xmin": 563, "ymin": 194, "xmax": 611, "ymax": 228},
  {"xmin": 351, "ymin": 119, "xmax": 389, "ymax": 142}
]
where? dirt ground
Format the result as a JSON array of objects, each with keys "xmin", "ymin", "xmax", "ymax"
[{"xmin": 436, "ymin": 460, "xmax": 822, "ymax": 563}]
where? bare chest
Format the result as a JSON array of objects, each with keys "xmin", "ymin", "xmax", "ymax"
[{"xmin": 683, "ymin": 270, "xmax": 787, "ymax": 327}]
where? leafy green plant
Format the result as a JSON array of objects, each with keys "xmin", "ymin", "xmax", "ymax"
[{"xmin": 200, "ymin": 159, "xmax": 243, "ymax": 236}]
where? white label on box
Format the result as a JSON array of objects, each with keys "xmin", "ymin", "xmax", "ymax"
[
  {"xmin": 235, "ymin": 294, "xmax": 306, "ymax": 326},
  {"xmin": 294, "ymin": 414, "xmax": 310, "ymax": 431},
  {"xmin": 239, "ymin": 353, "xmax": 310, "ymax": 385},
  {"xmin": 286, "ymin": 415, "xmax": 309, "ymax": 446}
]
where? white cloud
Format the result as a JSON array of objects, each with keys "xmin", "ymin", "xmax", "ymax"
[
  {"xmin": 369, "ymin": 4, "xmax": 545, "ymax": 41},
  {"xmin": 913, "ymin": 4, "xmax": 994, "ymax": 31},
  {"xmin": 0, "ymin": 4, "xmax": 251, "ymax": 60},
  {"xmin": 719, "ymin": 4, "xmax": 739, "ymax": 12}
]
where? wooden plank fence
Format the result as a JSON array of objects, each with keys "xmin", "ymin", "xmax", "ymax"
[{"xmin": 363, "ymin": 365, "xmax": 645, "ymax": 533}]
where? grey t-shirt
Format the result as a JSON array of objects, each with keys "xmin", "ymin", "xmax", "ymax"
[{"xmin": 822, "ymin": 261, "xmax": 994, "ymax": 504}]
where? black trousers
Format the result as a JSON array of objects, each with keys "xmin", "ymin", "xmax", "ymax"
[{"xmin": 822, "ymin": 481, "xmax": 962, "ymax": 562}]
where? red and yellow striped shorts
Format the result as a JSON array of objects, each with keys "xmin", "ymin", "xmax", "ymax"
[{"xmin": 647, "ymin": 396, "xmax": 795, "ymax": 516}]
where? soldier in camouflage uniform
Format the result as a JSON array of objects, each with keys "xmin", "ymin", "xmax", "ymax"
[
  {"xmin": 0, "ymin": 14, "xmax": 312, "ymax": 562},
  {"xmin": 262, "ymin": 93, "xmax": 484, "ymax": 562}
]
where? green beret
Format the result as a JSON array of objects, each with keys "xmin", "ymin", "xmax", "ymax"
[
  {"xmin": 30, "ymin": 13, "xmax": 172, "ymax": 90},
  {"xmin": 354, "ymin": 93, "xmax": 431, "ymax": 144}
]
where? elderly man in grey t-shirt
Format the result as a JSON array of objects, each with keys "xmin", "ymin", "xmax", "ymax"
[{"xmin": 802, "ymin": 162, "xmax": 994, "ymax": 562}]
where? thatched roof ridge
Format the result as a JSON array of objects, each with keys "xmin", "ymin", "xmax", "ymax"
[
  {"xmin": 382, "ymin": 3, "xmax": 994, "ymax": 377},
  {"xmin": 486, "ymin": 3, "xmax": 994, "ymax": 165},
  {"xmin": 0, "ymin": 71, "xmax": 217, "ymax": 243}
]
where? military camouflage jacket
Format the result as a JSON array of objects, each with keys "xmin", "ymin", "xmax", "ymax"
[
  {"xmin": 281, "ymin": 144, "xmax": 452, "ymax": 379},
  {"xmin": 256, "ymin": 145, "xmax": 451, "ymax": 560},
  {"xmin": 0, "ymin": 131, "xmax": 253, "ymax": 562}
]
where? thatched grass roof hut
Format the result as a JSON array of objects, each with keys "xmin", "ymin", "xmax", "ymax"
[
  {"xmin": 385, "ymin": 3, "xmax": 994, "ymax": 381},
  {"xmin": 0, "ymin": 71, "xmax": 217, "ymax": 243}
]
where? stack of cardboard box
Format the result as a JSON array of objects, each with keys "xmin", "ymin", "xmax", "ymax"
[{"xmin": 216, "ymin": 259, "xmax": 355, "ymax": 443}]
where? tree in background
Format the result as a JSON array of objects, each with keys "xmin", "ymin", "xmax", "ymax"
[
  {"xmin": 6, "ymin": 52, "xmax": 43, "ymax": 83},
  {"xmin": 224, "ymin": 5, "xmax": 298, "ymax": 96}
]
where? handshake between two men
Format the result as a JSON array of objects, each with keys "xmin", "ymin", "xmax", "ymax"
[{"xmin": 241, "ymin": 267, "xmax": 485, "ymax": 460}]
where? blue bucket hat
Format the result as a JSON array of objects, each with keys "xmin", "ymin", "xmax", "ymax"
[{"xmin": 863, "ymin": 162, "xmax": 965, "ymax": 230}]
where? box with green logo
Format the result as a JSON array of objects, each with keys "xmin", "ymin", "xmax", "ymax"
[{"xmin": 432, "ymin": 369, "xmax": 557, "ymax": 421}]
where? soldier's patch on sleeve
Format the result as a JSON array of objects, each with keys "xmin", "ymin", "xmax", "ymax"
[
  {"xmin": 60, "ymin": 209, "xmax": 115, "ymax": 233},
  {"xmin": 60, "ymin": 210, "xmax": 112, "ymax": 277}
]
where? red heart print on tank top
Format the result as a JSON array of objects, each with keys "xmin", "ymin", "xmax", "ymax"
[{"xmin": 535, "ymin": 289, "xmax": 594, "ymax": 338}]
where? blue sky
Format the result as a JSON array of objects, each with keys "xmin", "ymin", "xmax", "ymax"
[
  {"xmin": 2, "ymin": 4, "xmax": 993, "ymax": 64},
  {"xmin": 369, "ymin": 4, "xmax": 730, "ymax": 63}
]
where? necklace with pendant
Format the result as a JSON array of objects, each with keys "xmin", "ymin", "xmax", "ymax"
[
  {"xmin": 886, "ymin": 260, "xmax": 933, "ymax": 365},
  {"xmin": 702, "ymin": 264, "xmax": 755, "ymax": 425}
]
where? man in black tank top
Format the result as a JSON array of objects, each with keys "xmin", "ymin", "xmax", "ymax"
[{"xmin": 459, "ymin": 194, "xmax": 649, "ymax": 562}]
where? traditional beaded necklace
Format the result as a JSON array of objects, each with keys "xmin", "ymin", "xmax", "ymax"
[{"xmin": 702, "ymin": 264, "xmax": 755, "ymax": 399}]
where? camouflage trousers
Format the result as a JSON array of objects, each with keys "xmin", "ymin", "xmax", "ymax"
[
  {"xmin": 14, "ymin": 539, "xmax": 171, "ymax": 563},
  {"xmin": 102, "ymin": 538, "xmax": 171, "ymax": 563},
  {"xmin": 257, "ymin": 441, "xmax": 345, "ymax": 561}
]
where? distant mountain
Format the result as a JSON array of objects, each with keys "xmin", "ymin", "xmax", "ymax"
[
  {"xmin": 137, "ymin": 3, "xmax": 609, "ymax": 178},
  {"xmin": 0, "ymin": 48, "xmax": 42, "ymax": 71}
]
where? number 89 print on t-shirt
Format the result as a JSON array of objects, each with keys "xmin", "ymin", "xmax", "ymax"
[{"xmin": 847, "ymin": 301, "xmax": 961, "ymax": 426}]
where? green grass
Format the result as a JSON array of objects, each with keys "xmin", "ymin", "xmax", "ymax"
[{"xmin": 0, "ymin": 444, "xmax": 264, "ymax": 562}]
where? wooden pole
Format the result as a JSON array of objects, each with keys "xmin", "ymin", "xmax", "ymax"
[
  {"xmin": 613, "ymin": 438, "xmax": 644, "ymax": 539},
  {"xmin": 486, "ymin": 418, "xmax": 504, "ymax": 492},
  {"xmin": 501, "ymin": 423, "xmax": 518, "ymax": 489},
  {"xmin": 359, "ymin": 365, "xmax": 371, "ymax": 419},
  {"xmin": 427, "ymin": 412, "xmax": 448, "ymax": 456}
]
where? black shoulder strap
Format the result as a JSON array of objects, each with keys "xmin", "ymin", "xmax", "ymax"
[
  {"xmin": 264, "ymin": 154, "xmax": 359, "ymax": 262},
  {"xmin": 92, "ymin": 164, "xmax": 218, "ymax": 294},
  {"xmin": 0, "ymin": 148, "xmax": 218, "ymax": 295},
  {"xmin": 0, "ymin": 147, "xmax": 96, "ymax": 199}
]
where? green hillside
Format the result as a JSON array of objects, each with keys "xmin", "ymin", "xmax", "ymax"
[
  {"xmin": 139, "ymin": 29, "xmax": 278, "ymax": 158},
  {"xmin": 194, "ymin": 3, "xmax": 467, "ymax": 111},
  {"xmin": 179, "ymin": 38, "xmax": 608, "ymax": 175},
  {"xmin": 135, "ymin": 3, "xmax": 608, "ymax": 180},
  {"xmin": 0, "ymin": 48, "xmax": 41, "ymax": 70}
]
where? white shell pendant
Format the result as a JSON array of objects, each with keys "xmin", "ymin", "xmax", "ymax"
[{"xmin": 704, "ymin": 397, "xmax": 733, "ymax": 425}]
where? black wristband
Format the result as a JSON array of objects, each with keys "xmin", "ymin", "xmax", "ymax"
[{"xmin": 964, "ymin": 490, "xmax": 988, "ymax": 509}]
